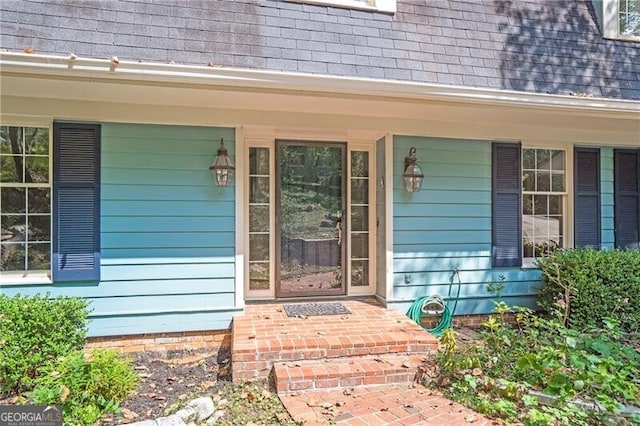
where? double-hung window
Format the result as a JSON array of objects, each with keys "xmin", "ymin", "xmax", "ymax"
[
  {"xmin": 0, "ymin": 126, "xmax": 51, "ymax": 277},
  {"xmin": 522, "ymin": 149, "xmax": 566, "ymax": 261}
]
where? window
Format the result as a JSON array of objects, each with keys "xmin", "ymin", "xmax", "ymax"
[
  {"xmin": 0, "ymin": 126, "xmax": 51, "ymax": 276},
  {"xmin": 286, "ymin": 0, "xmax": 396, "ymax": 13},
  {"xmin": 600, "ymin": 0, "xmax": 640, "ymax": 41},
  {"xmin": 522, "ymin": 149, "xmax": 566, "ymax": 261},
  {"xmin": 619, "ymin": 0, "xmax": 640, "ymax": 36},
  {"xmin": 248, "ymin": 147, "xmax": 271, "ymax": 291},
  {"xmin": 350, "ymin": 151, "xmax": 369, "ymax": 287}
]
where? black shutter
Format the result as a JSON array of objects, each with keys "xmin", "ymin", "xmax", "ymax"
[
  {"xmin": 614, "ymin": 150, "xmax": 640, "ymax": 249},
  {"xmin": 574, "ymin": 148, "xmax": 601, "ymax": 248},
  {"xmin": 492, "ymin": 142, "xmax": 522, "ymax": 267},
  {"xmin": 53, "ymin": 123, "xmax": 101, "ymax": 281}
]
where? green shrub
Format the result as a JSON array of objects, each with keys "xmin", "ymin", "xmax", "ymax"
[
  {"xmin": 537, "ymin": 248, "xmax": 640, "ymax": 332},
  {"xmin": 28, "ymin": 348, "xmax": 138, "ymax": 426},
  {"xmin": 0, "ymin": 294, "xmax": 89, "ymax": 395}
]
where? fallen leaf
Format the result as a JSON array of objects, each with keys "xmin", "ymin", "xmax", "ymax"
[
  {"xmin": 60, "ymin": 385, "xmax": 70, "ymax": 403},
  {"xmin": 178, "ymin": 394, "xmax": 188, "ymax": 400},
  {"xmin": 23, "ymin": 48, "xmax": 34, "ymax": 54},
  {"xmin": 343, "ymin": 388, "xmax": 352, "ymax": 396},
  {"xmin": 465, "ymin": 414, "xmax": 478, "ymax": 423},
  {"xmin": 317, "ymin": 331, "xmax": 325, "ymax": 336},
  {"xmin": 380, "ymin": 407, "xmax": 389, "ymax": 411},
  {"xmin": 322, "ymin": 402, "xmax": 333, "ymax": 409},
  {"xmin": 261, "ymin": 389, "xmax": 271, "ymax": 399},
  {"xmin": 472, "ymin": 368, "xmax": 483, "ymax": 376},
  {"xmin": 335, "ymin": 401, "xmax": 346, "ymax": 407},
  {"xmin": 276, "ymin": 412, "xmax": 289, "ymax": 421},
  {"xmin": 121, "ymin": 408, "xmax": 138, "ymax": 420},
  {"xmin": 247, "ymin": 392, "xmax": 256, "ymax": 403},
  {"xmin": 402, "ymin": 361, "xmax": 412, "ymax": 368},
  {"xmin": 403, "ymin": 403, "xmax": 414, "ymax": 408},
  {"xmin": 199, "ymin": 380, "xmax": 217, "ymax": 391},
  {"xmin": 50, "ymin": 371, "xmax": 61, "ymax": 378},
  {"xmin": 248, "ymin": 334, "xmax": 256, "ymax": 339},
  {"xmin": 306, "ymin": 397, "xmax": 324, "ymax": 407}
]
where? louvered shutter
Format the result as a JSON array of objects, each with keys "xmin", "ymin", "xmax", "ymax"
[
  {"xmin": 53, "ymin": 123, "xmax": 101, "ymax": 281},
  {"xmin": 574, "ymin": 148, "xmax": 601, "ymax": 248},
  {"xmin": 614, "ymin": 150, "xmax": 640, "ymax": 249},
  {"xmin": 492, "ymin": 143, "xmax": 522, "ymax": 267}
]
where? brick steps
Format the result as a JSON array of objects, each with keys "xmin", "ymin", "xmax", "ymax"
[
  {"xmin": 273, "ymin": 354, "xmax": 426, "ymax": 394},
  {"xmin": 231, "ymin": 300, "xmax": 440, "ymax": 382}
]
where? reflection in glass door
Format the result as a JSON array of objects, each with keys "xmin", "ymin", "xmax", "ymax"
[{"xmin": 276, "ymin": 142, "xmax": 345, "ymax": 297}]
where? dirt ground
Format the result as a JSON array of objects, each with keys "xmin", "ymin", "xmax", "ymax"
[{"xmin": 100, "ymin": 347, "xmax": 231, "ymax": 424}]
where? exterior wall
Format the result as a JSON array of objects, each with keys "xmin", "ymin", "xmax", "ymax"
[
  {"xmin": 1, "ymin": 123, "xmax": 239, "ymax": 336},
  {"xmin": 389, "ymin": 135, "xmax": 541, "ymax": 314}
]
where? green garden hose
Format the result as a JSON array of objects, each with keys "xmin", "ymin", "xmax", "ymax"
[{"xmin": 406, "ymin": 268, "xmax": 463, "ymax": 338}]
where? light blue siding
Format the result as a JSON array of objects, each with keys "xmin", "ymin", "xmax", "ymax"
[
  {"xmin": 1, "ymin": 123, "xmax": 239, "ymax": 336},
  {"xmin": 392, "ymin": 135, "xmax": 541, "ymax": 315},
  {"xmin": 601, "ymin": 148, "xmax": 615, "ymax": 249}
]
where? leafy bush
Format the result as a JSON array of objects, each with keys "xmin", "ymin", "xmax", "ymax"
[
  {"xmin": 28, "ymin": 348, "xmax": 138, "ymax": 426},
  {"xmin": 431, "ymin": 302, "xmax": 640, "ymax": 425},
  {"xmin": 0, "ymin": 294, "xmax": 89, "ymax": 394},
  {"xmin": 537, "ymin": 248, "xmax": 640, "ymax": 332}
]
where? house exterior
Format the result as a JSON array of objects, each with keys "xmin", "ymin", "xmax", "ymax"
[{"xmin": 0, "ymin": 0, "xmax": 638, "ymax": 337}]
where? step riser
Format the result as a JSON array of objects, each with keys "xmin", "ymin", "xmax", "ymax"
[
  {"xmin": 276, "ymin": 371, "xmax": 417, "ymax": 393},
  {"xmin": 232, "ymin": 344, "xmax": 435, "ymax": 382}
]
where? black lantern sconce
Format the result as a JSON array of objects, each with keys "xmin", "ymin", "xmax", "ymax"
[
  {"xmin": 403, "ymin": 147, "xmax": 424, "ymax": 193},
  {"xmin": 209, "ymin": 138, "xmax": 235, "ymax": 187}
]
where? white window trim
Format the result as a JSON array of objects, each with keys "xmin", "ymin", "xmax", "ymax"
[
  {"xmin": 520, "ymin": 144, "xmax": 574, "ymax": 269},
  {"xmin": 602, "ymin": 0, "xmax": 640, "ymax": 42},
  {"xmin": 286, "ymin": 0, "xmax": 396, "ymax": 13},
  {"xmin": 0, "ymin": 122, "xmax": 54, "ymax": 284}
]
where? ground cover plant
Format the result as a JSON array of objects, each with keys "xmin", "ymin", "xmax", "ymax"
[{"xmin": 428, "ymin": 288, "xmax": 640, "ymax": 425}]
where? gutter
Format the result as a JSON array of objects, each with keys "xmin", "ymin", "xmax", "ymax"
[{"xmin": 1, "ymin": 51, "xmax": 640, "ymax": 114}]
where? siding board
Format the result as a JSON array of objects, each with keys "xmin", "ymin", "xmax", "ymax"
[
  {"xmin": 2, "ymin": 123, "xmax": 236, "ymax": 336},
  {"xmin": 392, "ymin": 135, "xmax": 539, "ymax": 313}
]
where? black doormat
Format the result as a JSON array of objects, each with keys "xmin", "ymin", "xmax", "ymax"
[{"xmin": 283, "ymin": 302, "xmax": 351, "ymax": 317}]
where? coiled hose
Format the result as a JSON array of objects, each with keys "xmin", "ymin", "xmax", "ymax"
[{"xmin": 406, "ymin": 268, "xmax": 462, "ymax": 338}]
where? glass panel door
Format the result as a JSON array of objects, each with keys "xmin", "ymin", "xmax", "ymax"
[{"xmin": 276, "ymin": 142, "xmax": 345, "ymax": 297}]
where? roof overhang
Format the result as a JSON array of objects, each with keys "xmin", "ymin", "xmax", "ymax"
[{"xmin": 2, "ymin": 52, "xmax": 639, "ymax": 115}]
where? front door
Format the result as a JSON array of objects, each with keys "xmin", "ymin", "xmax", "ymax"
[{"xmin": 275, "ymin": 141, "xmax": 346, "ymax": 297}]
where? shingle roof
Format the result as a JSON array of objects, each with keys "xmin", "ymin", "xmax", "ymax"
[{"xmin": 1, "ymin": 0, "xmax": 639, "ymax": 100}]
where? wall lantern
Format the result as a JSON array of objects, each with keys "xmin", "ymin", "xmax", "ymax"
[
  {"xmin": 403, "ymin": 147, "xmax": 424, "ymax": 193},
  {"xmin": 209, "ymin": 138, "xmax": 235, "ymax": 187}
]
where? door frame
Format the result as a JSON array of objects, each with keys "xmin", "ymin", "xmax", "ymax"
[
  {"xmin": 274, "ymin": 140, "xmax": 348, "ymax": 298},
  {"xmin": 241, "ymin": 126, "xmax": 380, "ymax": 301}
]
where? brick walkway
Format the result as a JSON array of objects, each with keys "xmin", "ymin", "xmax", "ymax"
[{"xmin": 280, "ymin": 383, "xmax": 496, "ymax": 425}]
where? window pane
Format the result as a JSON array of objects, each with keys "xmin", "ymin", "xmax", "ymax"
[
  {"xmin": 1, "ymin": 188, "xmax": 26, "ymax": 213},
  {"xmin": 351, "ymin": 206, "xmax": 368, "ymax": 231},
  {"xmin": 28, "ymin": 243, "xmax": 50, "ymax": 270},
  {"xmin": 249, "ymin": 205, "xmax": 269, "ymax": 232},
  {"xmin": 0, "ymin": 156, "xmax": 21, "ymax": 182},
  {"xmin": 523, "ymin": 149, "xmax": 535, "ymax": 169},
  {"xmin": 536, "ymin": 171, "xmax": 550, "ymax": 192},
  {"xmin": 24, "ymin": 128, "xmax": 49, "ymax": 155},
  {"xmin": 351, "ymin": 151, "xmax": 368, "ymax": 177},
  {"xmin": 28, "ymin": 189, "xmax": 50, "ymax": 213},
  {"xmin": 522, "ymin": 171, "xmax": 534, "ymax": 192},
  {"xmin": 351, "ymin": 179, "xmax": 368, "ymax": 204},
  {"xmin": 551, "ymin": 173, "xmax": 565, "ymax": 192},
  {"xmin": 28, "ymin": 215, "xmax": 50, "ymax": 242},
  {"xmin": 25, "ymin": 157, "xmax": 49, "ymax": 183},
  {"xmin": 549, "ymin": 195, "xmax": 562, "ymax": 215},
  {"xmin": 249, "ymin": 234, "xmax": 269, "ymax": 261},
  {"xmin": 249, "ymin": 177, "xmax": 269, "ymax": 203},
  {"xmin": 249, "ymin": 147, "xmax": 269, "ymax": 175},
  {"xmin": 249, "ymin": 262, "xmax": 270, "ymax": 290},
  {"xmin": 534, "ymin": 195, "xmax": 548, "ymax": 215},
  {"xmin": 551, "ymin": 150, "xmax": 565, "ymax": 171},
  {"xmin": 536, "ymin": 150, "xmax": 551, "ymax": 169},
  {"xmin": 1, "ymin": 243, "xmax": 25, "ymax": 271},
  {"xmin": 523, "ymin": 194, "xmax": 534, "ymax": 215},
  {"xmin": 0, "ymin": 127, "xmax": 23, "ymax": 155},
  {"xmin": 351, "ymin": 260, "xmax": 369, "ymax": 286},
  {"xmin": 351, "ymin": 233, "xmax": 368, "ymax": 259}
]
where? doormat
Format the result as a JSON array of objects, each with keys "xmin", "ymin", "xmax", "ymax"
[{"xmin": 283, "ymin": 302, "xmax": 351, "ymax": 317}]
